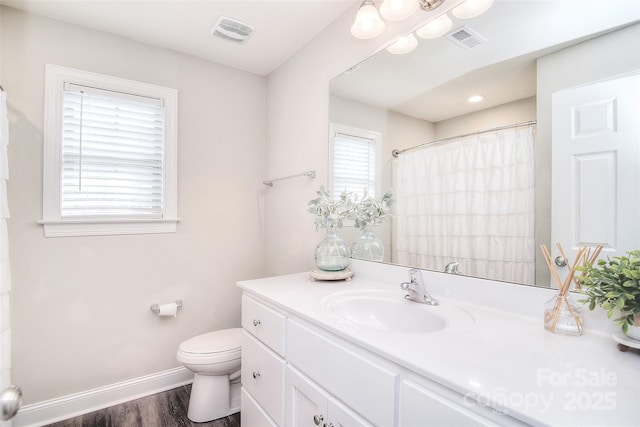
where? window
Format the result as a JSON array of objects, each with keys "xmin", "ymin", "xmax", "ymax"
[
  {"xmin": 41, "ymin": 65, "xmax": 178, "ymax": 237},
  {"xmin": 329, "ymin": 123, "xmax": 381, "ymax": 200}
]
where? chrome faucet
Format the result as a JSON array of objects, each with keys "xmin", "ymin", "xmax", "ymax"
[
  {"xmin": 444, "ymin": 262, "xmax": 461, "ymax": 275},
  {"xmin": 400, "ymin": 269, "xmax": 439, "ymax": 306}
]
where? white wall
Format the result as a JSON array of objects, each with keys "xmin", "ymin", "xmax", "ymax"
[
  {"xmin": 434, "ymin": 97, "xmax": 536, "ymax": 139},
  {"xmin": 1, "ymin": 6, "xmax": 266, "ymax": 404}
]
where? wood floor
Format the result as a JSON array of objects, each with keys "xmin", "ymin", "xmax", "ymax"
[{"xmin": 44, "ymin": 385, "xmax": 241, "ymax": 427}]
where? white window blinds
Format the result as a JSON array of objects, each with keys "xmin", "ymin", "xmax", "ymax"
[
  {"xmin": 61, "ymin": 84, "xmax": 165, "ymax": 218},
  {"xmin": 332, "ymin": 131, "xmax": 377, "ymax": 199}
]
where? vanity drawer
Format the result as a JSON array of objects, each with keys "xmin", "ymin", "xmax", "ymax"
[
  {"xmin": 286, "ymin": 319, "xmax": 398, "ymax": 427},
  {"xmin": 242, "ymin": 294, "xmax": 286, "ymax": 356},
  {"xmin": 242, "ymin": 331, "xmax": 285, "ymax": 426}
]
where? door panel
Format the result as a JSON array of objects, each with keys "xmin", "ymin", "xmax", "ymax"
[{"xmin": 551, "ymin": 73, "xmax": 640, "ymax": 284}]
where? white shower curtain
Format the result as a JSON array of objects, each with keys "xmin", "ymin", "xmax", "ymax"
[
  {"xmin": 394, "ymin": 126, "xmax": 536, "ymax": 284},
  {"xmin": 0, "ymin": 90, "xmax": 12, "ymax": 426}
]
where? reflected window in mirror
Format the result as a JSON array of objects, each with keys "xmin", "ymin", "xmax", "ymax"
[{"xmin": 329, "ymin": 123, "xmax": 381, "ymax": 199}]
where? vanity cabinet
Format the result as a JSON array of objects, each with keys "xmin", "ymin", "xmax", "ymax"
[{"xmin": 241, "ymin": 290, "xmax": 527, "ymax": 427}]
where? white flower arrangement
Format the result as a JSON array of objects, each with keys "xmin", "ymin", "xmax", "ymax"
[
  {"xmin": 351, "ymin": 190, "xmax": 394, "ymax": 231},
  {"xmin": 307, "ymin": 185, "xmax": 355, "ymax": 232},
  {"xmin": 308, "ymin": 186, "xmax": 393, "ymax": 232}
]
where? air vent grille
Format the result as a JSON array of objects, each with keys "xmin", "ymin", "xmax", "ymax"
[
  {"xmin": 211, "ymin": 16, "xmax": 254, "ymax": 42},
  {"xmin": 445, "ymin": 25, "xmax": 486, "ymax": 49}
]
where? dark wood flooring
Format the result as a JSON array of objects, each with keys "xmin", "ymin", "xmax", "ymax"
[{"xmin": 44, "ymin": 385, "xmax": 240, "ymax": 427}]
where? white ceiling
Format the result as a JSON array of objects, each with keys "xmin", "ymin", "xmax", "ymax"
[
  {"xmin": 0, "ymin": 0, "xmax": 359, "ymax": 76},
  {"xmin": 2, "ymin": 0, "xmax": 639, "ymax": 121}
]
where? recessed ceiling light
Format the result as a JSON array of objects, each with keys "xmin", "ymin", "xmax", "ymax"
[{"xmin": 468, "ymin": 95, "xmax": 484, "ymax": 103}]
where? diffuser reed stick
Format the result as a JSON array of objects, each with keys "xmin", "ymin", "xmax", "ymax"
[{"xmin": 540, "ymin": 243, "xmax": 588, "ymax": 335}]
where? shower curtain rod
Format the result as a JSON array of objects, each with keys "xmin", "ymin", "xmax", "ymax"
[{"xmin": 391, "ymin": 120, "xmax": 537, "ymax": 158}]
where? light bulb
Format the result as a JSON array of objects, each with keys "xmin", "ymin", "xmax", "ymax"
[
  {"xmin": 386, "ymin": 33, "xmax": 418, "ymax": 54},
  {"xmin": 452, "ymin": 0, "xmax": 494, "ymax": 19},
  {"xmin": 380, "ymin": 0, "xmax": 418, "ymax": 21},
  {"xmin": 416, "ymin": 13, "xmax": 452, "ymax": 39},
  {"xmin": 351, "ymin": 0, "xmax": 386, "ymax": 39},
  {"xmin": 467, "ymin": 95, "xmax": 484, "ymax": 103}
]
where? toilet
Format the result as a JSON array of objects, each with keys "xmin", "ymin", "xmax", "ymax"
[{"xmin": 177, "ymin": 328, "xmax": 242, "ymax": 422}]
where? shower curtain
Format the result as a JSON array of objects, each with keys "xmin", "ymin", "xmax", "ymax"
[
  {"xmin": 394, "ymin": 126, "xmax": 536, "ymax": 285},
  {"xmin": 0, "ymin": 89, "xmax": 12, "ymax": 426}
]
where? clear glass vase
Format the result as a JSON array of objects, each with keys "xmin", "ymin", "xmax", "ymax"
[
  {"xmin": 315, "ymin": 230, "xmax": 351, "ymax": 271},
  {"xmin": 351, "ymin": 228, "xmax": 384, "ymax": 262},
  {"xmin": 544, "ymin": 292, "xmax": 583, "ymax": 336}
]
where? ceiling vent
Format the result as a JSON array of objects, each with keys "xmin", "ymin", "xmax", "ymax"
[
  {"xmin": 211, "ymin": 16, "xmax": 254, "ymax": 42},
  {"xmin": 445, "ymin": 25, "xmax": 486, "ymax": 49}
]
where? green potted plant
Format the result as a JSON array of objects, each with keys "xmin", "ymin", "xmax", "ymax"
[{"xmin": 578, "ymin": 250, "xmax": 640, "ymax": 340}]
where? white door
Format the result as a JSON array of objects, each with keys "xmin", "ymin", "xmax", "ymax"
[{"xmin": 551, "ymin": 73, "xmax": 640, "ymax": 284}]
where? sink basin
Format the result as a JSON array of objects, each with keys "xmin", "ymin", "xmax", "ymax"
[{"xmin": 323, "ymin": 290, "xmax": 474, "ymax": 334}]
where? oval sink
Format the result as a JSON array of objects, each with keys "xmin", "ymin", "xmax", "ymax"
[{"xmin": 324, "ymin": 290, "xmax": 474, "ymax": 334}]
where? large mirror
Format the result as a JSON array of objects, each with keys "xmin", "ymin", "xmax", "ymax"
[{"xmin": 330, "ymin": 1, "xmax": 640, "ymax": 287}]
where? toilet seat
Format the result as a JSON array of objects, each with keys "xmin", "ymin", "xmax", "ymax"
[{"xmin": 177, "ymin": 328, "xmax": 242, "ymax": 365}]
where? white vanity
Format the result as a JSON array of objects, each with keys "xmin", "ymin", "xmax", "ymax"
[{"xmin": 238, "ymin": 262, "xmax": 640, "ymax": 426}]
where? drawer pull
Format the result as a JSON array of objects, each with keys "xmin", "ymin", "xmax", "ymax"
[
  {"xmin": 252, "ymin": 371, "xmax": 261, "ymax": 379},
  {"xmin": 313, "ymin": 414, "xmax": 324, "ymax": 425},
  {"xmin": 253, "ymin": 319, "xmax": 261, "ymax": 327}
]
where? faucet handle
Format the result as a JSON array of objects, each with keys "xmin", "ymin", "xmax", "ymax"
[{"xmin": 408, "ymin": 268, "xmax": 424, "ymax": 283}]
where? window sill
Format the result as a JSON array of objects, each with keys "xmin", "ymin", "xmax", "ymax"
[{"xmin": 38, "ymin": 218, "xmax": 180, "ymax": 237}]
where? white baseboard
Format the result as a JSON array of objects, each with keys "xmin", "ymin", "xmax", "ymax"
[{"xmin": 13, "ymin": 367, "xmax": 193, "ymax": 427}]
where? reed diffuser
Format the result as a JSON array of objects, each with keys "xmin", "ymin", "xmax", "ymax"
[{"xmin": 540, "ymin": 243, "xmax": 602, "ymax": 336}]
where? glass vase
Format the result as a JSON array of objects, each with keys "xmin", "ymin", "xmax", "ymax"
[
  {"xmin": 351, "ymin": 228, "xmax": 384, "ymax": 262},
  {"xmin": 544, "ymin": 292, "xmax": 583, "ymax": 336},
  {"xmin": 315, "ymin": 230, "xmax": 351, "ymax": 271}
]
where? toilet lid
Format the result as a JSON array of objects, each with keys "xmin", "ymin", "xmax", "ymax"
[{"xmin": 179, "ymin": 328, "xmax": 242, "ymax": 354}]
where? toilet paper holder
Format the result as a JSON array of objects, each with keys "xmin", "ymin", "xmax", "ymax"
[{"xmin": 150, "ymin": 300, "xmax": 183, "ymax": 315}]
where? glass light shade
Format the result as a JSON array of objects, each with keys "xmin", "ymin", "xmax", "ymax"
[
  {"xmin": 351, "ymin": 1, "xmax": 386, "ymax": 39},
  {"xmin": 386, "ymin": 33, "xmax": 418, "ymax": 54},
  {"xmin": 379, "ymin": 0, "xmax": 418, "ymax": 21},
  {"xmin": 452, "ymin": 0, "xmax": 494, "ymax": 19},
  {"xmin": 416, "ymin": 13, "xmax": 452, "ymax": 39}
]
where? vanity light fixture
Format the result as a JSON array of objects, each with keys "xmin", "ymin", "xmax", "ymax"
[
  {"xmin": 467, "ymin": 94, "xmax": 484, "ymax": 103},
  {"xmin": 452, "ymin": 0, "xmax": 494, "ymax": 19},
  {"xmin": 386, "ymin": 33, "xmax": 418, "ymax": 54},
  {"xmin": 380, "ymin": 0, "xmax": 419, "ymax": 21},
  {"xmin": 351, "ymin": 0, "xmax": 445, "ymax": 40},
  {"xmin": 351, "ymin": 0, "xmax": 494, "ymax": 55},
  {"xmin": 351, "ymin": 0, "xmax": 386, "ymax": 39},
  {"xmin": 416, "ymin": 13, "xmax": 452, "ymax": 39}
]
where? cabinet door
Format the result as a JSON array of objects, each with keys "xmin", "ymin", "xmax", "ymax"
[
  {"xmin": 328, "ymin": 396, "xmax": 372, "ymax": 427},
  {"xmin": 286, "ymin": 366, "xmax": 330, "ymax": 427}
]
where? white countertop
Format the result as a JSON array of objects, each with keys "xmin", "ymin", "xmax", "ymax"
[{"xmin": 238, "ymin": 272, "xmax": 640, "ymax": 427}]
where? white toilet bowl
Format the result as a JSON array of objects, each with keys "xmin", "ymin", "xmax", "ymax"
[{"xmin": 177, "ymin": 328, "xmax": 242, "ymax": 422}]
